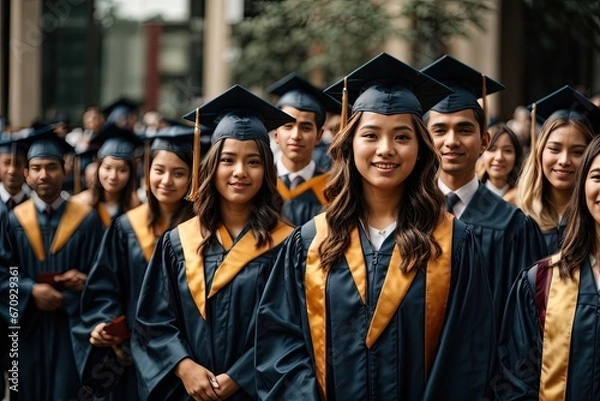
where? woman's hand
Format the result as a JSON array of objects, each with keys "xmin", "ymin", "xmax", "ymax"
[
  {"xmin": 174, "ymin": 358, "xmax": 222, "ymax": 401},
  {"xmin": 89, "ymin": 322, "xmax": 122, "ymax": 347}
]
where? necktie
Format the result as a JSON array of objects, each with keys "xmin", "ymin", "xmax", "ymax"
[
  {"xmin": 290, "ymin": 175, "xmax": 305, "ymax": 190},
  {"xmin": 6, "ymin": 198, "xmax": 16, "ymax": 210},
  {"xmin": 44, "ymin": 206, "xmax": 54, "ymax": 219},
  {"xmin": 445, "ymin": 192, "xmax": 460, "ymax": 214}
]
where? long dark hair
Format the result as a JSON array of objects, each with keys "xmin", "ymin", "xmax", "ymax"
[
  {"xmin": 480, "ymin": 124, "xmax": 524, "ymax": 188},
  {"xmin": 319, "ymin": 112, "xmax": 445, "ymax": 273},
  {"xmin": 91, "ymin": 156, "xmax": 138, "ymax": 212},
  {"xmin": 194, "ymin": 138, "xmax": 283, "ymax": 252},
  {"xmin": 147, "ymin": 149, "xmax": 194, "ymax": 231},
  {"xmin": 558, "ymin": 135, "xmax": 600, "ymax": 277}
]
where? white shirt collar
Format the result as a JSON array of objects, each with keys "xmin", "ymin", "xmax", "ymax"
[
  {"xmin": 438, "ymin": 175, "xmax": 479, "ymax": 219},
  {"xmin": 368, "ymin": 221, "xmax": 397, "ymax": 252},
  {"xmin": 277, "ymin": 158, "xmax": 316, "ymax": 183},
  {"xmin": 0, "ymin": 183, "xmax": 26, "ymax": 204},
  {"xmin": 31, "ymin": 191, "xmax": 68, "ymax": 213},
  {"xmin": 484, "ymin": 180, "xmax": 509, "ymax": 197}
]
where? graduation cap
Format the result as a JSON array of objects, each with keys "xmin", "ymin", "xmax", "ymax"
[
  {"xmin": 22, "ymin": 125, "xmax": 74, "ymax": 161},
  {"xmin": 182, "ymin": 84, "xmax": 296, "ymax": 199},
  {"xmin": 0, "ymin": 136, "xmax": 28, "ymax": 156},
  {"xmin": 324, "ymin": 53, "xmax": 453, "ymax": 130},
  {"xmin": 267, "ymin": 73, "xmax": 336, "ymax": 129},
  {"xmin": 527, "ymin": 85, "xmax": 600, "ymax": 132},
  {"xmin": 102, "ymin": 97, "xmax": 139, "ymax": 123},
  {"xmin": 420, "ymin": 55, "xmax": 505, "ymax": 121}
]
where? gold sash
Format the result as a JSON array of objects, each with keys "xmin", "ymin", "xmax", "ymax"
[
  {"xmin": 305, "ymin": 213, "xmax": 453, "ymax": 398},
  {"xmin": 97, "ymin": 203, "xmax": 112, "ymax": 228},
  {"xmin": 277, "ymin": 174, "xmax": 329, "ymax": 206},
  {"xmin": 126, "ymin": 204, "xmax": 155, "ymax": 262},
  {"xmin": 539, "ymin": 253, "xmax": 580, "ymax": 401},
  {"xmin": 179, "ymin": 218, "xmax": 293, "ymax": 320},
  {"xmin": 13, "ymin": 200, "xmax": 92, "ymax": 262}
]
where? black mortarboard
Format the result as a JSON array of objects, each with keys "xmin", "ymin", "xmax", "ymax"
[
  {"xmin": 23, "ymin": 125, "xmax": 74, "ymax": 161},
  {"xmin": 88, "ymin": 123, "xmax": 142, "ymax": 159},
  {"xmin": 267, "ymin": 73, "xmax": 334, "ymax": 128},
  {"xmin": 324, "ymin": 53, "xmax": 452, "ymax": 118},
  {"xmin": 527, "ymin": 85, "xmax": 600, "ymax": 132},
  {"xmin": 182, "ymin": 84, "xmax": 296, "ymax": 144},
  {"xmin": 149, "ymin": 125, "xmax": 198, "ymax": 154},
  {"xmin": 102, "ymin": 97, "xmax": 139, "ymax": 123},
  {"xmin": 0, "ymin": 136, "xmax": 28, "ymax": 156},
  {"xmin": 421, "ymin": 55, "xmax": 505, "ymax": 114}
]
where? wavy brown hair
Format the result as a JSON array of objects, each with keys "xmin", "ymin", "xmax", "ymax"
[
  {"xmin": 147, "ymin": 149, "xmax": 195, "ymax": 231},
  {"xmin": 319, "ymin": 112, "xmax": 446, "ymax": 273},
  {"xmin": 91, "ymin": 156, "xmax": 138, "ymax": 212},
  {"xmin": 194, "ymin": 138, "xmax": 283, "ymax": 253},
  {"xmin": 557, "ymin": 135, "xmax": 600, "ymax": 278}
]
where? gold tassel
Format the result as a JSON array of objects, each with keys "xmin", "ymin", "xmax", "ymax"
[
  {"xmin": 188, "ymin": 107, "xmax": 201, "ymax": 200},
  {"xmin": 530, "ymin": 103, "xmax": 537, "ymax": 151},
  {"xmin": 481, "ymin": 73, "xmax": 488, "ymax": 132},
  {"xmin": 339, "ymin": 76, "xmax": 349, "ymax": 133}
]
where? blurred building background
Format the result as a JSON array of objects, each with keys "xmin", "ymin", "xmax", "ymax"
[{"xmin": 0, "ymin": 0, "xmax": 598, "ymax": 130}]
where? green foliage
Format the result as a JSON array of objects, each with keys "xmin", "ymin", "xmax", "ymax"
[{"xmin": 231, "ymin": 0, "xmax": 391, "ymax": 88}]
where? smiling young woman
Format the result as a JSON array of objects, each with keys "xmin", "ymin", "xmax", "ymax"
[
  {"xmin": 255, "ymin": 53, "xmax": 495, "ymax": 401},
  {"xmin": 518, "ymin": 86, "xmax": 599, "ymax": 253},
  {"xmin": 133, "ymin": 85, "xmax": 294, "ymax": 401},
  {"xmin": 496, "ymin": 134, "xmax": 600, "ymax": 400}
]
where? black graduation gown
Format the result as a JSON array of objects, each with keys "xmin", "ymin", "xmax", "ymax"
[
  {"xmin": 73, "ymin": 204, "xmax": 156, "ymax": 401},
  {"xmin": 312, "ymin": 142, "xmax": 332, "ymax": 172},
  {"xmin": 278, "ymin": 171, "xmax": 328, "ymax": 226},
  {"xmin": 494, "ymin": 259, "xmax": 600, "ymax": 400},
  {"xmin": 255, "ymin": 217, "xmax": 495, "ymax": 401},
  {"xmin": 459, "ymin": 183, "xmax": 546, "ymax": 318},
  {"xmin": 0, "ymin": 200, "xmax": 104, "ymax": 401},
  {"xmin": 543, "ymin": 224, "xmax": 566, "ymax": 255},
  {"xmin": 132, "ymin": 219, "xmax": 291, "ymax": 401}
]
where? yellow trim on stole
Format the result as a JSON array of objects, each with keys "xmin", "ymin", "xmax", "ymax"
[
  {"xmin": 277, "ymin": 174, "xmax": 329, "ymax": 206},
  {"xmin": 13, "ymin": 200, "xmax": 93, "ymax": 262},
  {"xmin": 126, "ymin": 204, "xmax": 156, "ymax": 262},
  {"xmin": 97, "ymin": 203, "xmax": 112, "ymax": 228},
  {"xmin": 305, "ymin": 213, "xmax": 454, "ymax": 398},
  {"xmin": 539, "ymin": 254, "xmax": 580, "ymax": 401},
  {"xmin": 179, "ymin": 218, "xmax": 293, "ymax": 320},
  {"xmin": 13, "ymin": 200, "xmax": 45, "ymax": 261}
]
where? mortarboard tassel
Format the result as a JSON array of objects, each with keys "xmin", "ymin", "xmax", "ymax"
[
  {"xmin": 188, "ymin": 107, "xmax": 201, "ymax": 201},
  {"xmin": 530, "ymin": 103, "xmax": 537, "ymax": 151},
  {"xmin": 339, "ymin": 76, "xmax": 349, "ymax": 133},
  {"xmin": 481, "ymin": 73, "xmax": 488, "ymax": 132}
]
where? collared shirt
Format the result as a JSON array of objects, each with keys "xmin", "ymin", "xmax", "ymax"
[
  {"xmin": 277, "ymin": 158, "xmax": 316, "ymax": 184},
  {"xmin": 367, "ymin": 221, "xmax": 397, "ymax": 252},
  {"xmin": 0, "ymin": 182, "xmax": 26, "ymax": 205},
  {"xmin": 484, "ymin": 180, "xmax": 509, "ymax": 198},
  {"xmin": 31, "ymin": 191, "xmax": 67, "ymax": 214},
  {"xmin": 438, "ymin": 175, "xmax": 479, "ymax": 219}
]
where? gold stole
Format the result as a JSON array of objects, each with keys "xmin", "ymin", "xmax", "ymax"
[
  {"xmin": 277, "ymin": 174, "xmax": 329, "ymax": 206},
  {"xmin": 126, "ymin": 204, "xmax": 155, "ymax": 263},
  {"xmin": 305, "ymin": 213, "xmax": 454, "ymax": 399},
  {"xmin": 13, "ymin": 199, "xmax": 92, "ymax": 262},
  {"xmin": 539, "ymin": 253, "xmax": 580, "ymax": 401},
  {"xmin": 178, "ymin": 218, "xmax": 293, "ymax": 320},
  {"xmin": 97, "ymin": 203, "xmax": 112, "ymax": 228}
]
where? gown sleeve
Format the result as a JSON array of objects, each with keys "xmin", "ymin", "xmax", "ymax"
[
  {"xmin": 132, "ymin": 231, "xmax": 191, "ymax": 401},
  {"xmin": 493, "ymin": 268, "xmax": 541, "ymax": 400},
  {"xmin": 255, "ymin": 227, "xmax": 321, "ymax": 401}
]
